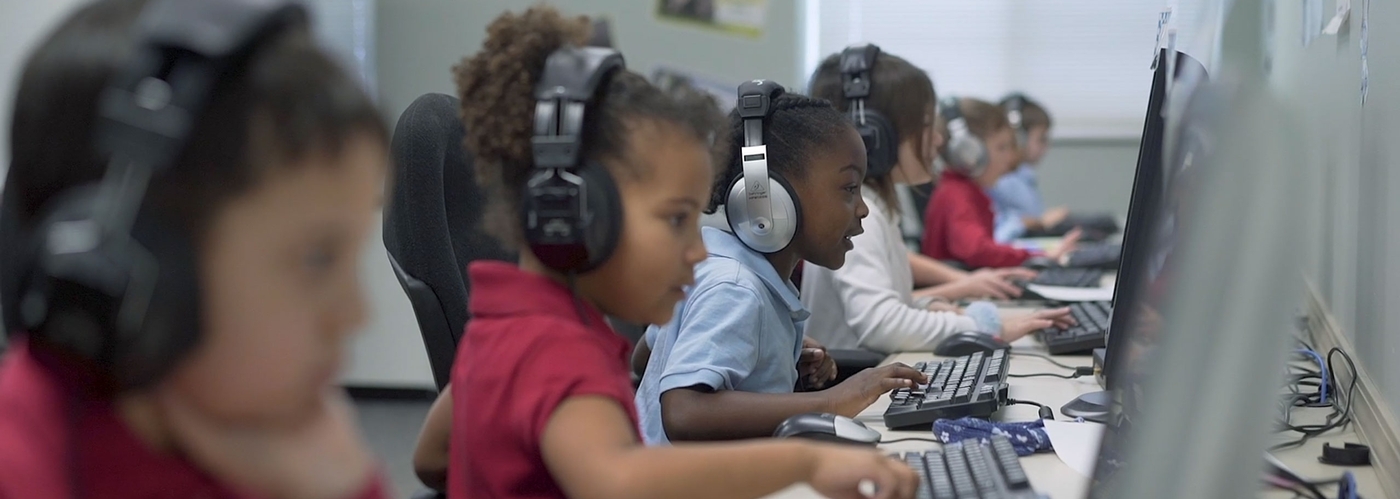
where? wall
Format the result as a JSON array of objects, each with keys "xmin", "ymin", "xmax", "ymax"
[
  {"xmin": 1037, "ymin": 138, "xmax": 1143, "ymax": 220},
  {"xmin": 374, "ymin": 0, "xmax": 802, "ymax": 130},
  {"xmin": 1268, "ymin": 0, "xmax": 1400, "ymax": 419},
  {"xmin": 0, "ymin": 0, "xmax": 89, "ymax": 183}
]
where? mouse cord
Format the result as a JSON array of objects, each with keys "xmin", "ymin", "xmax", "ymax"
[
  {"xmin": 1006, "ymin": 398, "xmax": 1056, "ymax": 420},
  {"xmin": 1010, "ymin": 351, "xmax": 1087, "ymax": 372},
  {"xmin": 1008, "ymin": 367, "xmax": 1094, "ymax": 379}
]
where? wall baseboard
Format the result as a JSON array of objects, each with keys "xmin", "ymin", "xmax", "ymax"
[
  {"xmin": 344, "ymin": 385, "xmax": 438, "ymax": 401},
  {"xmin": 1305, "ymin": 279, "xmax": 1400, "ymax": 498}
]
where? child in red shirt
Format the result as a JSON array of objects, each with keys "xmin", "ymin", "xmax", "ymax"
[
  {"xmin": 421, "ymin": 7, "xmax": 918, "ymax": 499},
  {"xmin": 921, "ymin": 98, "xmax": 1080, "ymax": 269},
  {"xmin": 0, "ymin": 1, "xmax": 393, "ymax": 498}
]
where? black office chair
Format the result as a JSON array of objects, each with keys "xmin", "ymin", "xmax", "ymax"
[{"xmin": 384, "ymin": 93, "xmax": 514, "ymax": 392}]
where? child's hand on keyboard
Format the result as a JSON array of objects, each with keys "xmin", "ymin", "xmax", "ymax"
[
  {"xmin": 999, "ymin": 307, "xmax": 1076, "ymax": 343},
  {"xmin": 827, "ymin": 364, "xmax": 928, "ymax": 417},
  {"xmin": 1045, "ymin": 228, "xmax": 1083, "ymax": 264},
  {"xmin": 806, "ymin": 446, "xmax": 918, "ymax": 499}
]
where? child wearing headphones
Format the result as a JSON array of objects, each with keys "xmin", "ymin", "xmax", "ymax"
[
  {"xmin": 441, "ymin": 7, "xmax": 917, "ymax": 499},
  {"xmin": 801, "ymin": 47, "xmax": 1074, "ymax": 354},
  {"xmin": 0, "ymin": 0, "xmax": 392, "ymax": 498},
  {"xmin": 634, "ymin": 80, "xmax": 931, "ymax": 445},
  {"xmin": 991, "ymin": 94, "xmax": 1120, "ymax": 242},
  {"xmin": 920, "ymin": 98, "xmax": 1081, "ymax": 269}
]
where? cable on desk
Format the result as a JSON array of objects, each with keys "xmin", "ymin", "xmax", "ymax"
[
  {"xmin": 1010, "ymin": 351, "xmax": 1083, "ymax": 371},
  {"xmin": 880, "ymin": 436, "xmax": 943, "ymax": 444},
  {"xmin": 1005, "ymin": 398, "xmax": 1055, "ymax": 420},
  {"xmin": 1008, "ymin": 366, "xmax": 1095, "ymax": 380},
  {"xmin": 1272, "ymin": 348, "xmax": 1359, "ymax": 452}
]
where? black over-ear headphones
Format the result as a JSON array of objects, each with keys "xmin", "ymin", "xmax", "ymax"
[
  {"xmin": 11, "ymin": 0, "xmax": 308, "ymax": 391},
  {"xmin": 725, "ymin": 80, "xmax": 802, "ymax": 254},
  {"xmin": 939, "ymin": 97, "xmax": 990, "ymax": 178},
  {"xmin": 839, "ymin": 44, "xmax": 899, "ymax": 179},
  {"xmin": 1001, "ymin": 93, "xmax": 1030, "ymax": 148},
  {"xmin": 523, "ymin": 46, "xmax": 625, "ymax": 273}
]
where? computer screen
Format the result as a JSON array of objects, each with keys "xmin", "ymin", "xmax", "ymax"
[
  {"xmin": 1101, "ymin": 49, "xmax": 1208, "ymax": 387},
  {"xmin": 1088, "ymin": 50, "xmax": 1212, "ymax": 496}
]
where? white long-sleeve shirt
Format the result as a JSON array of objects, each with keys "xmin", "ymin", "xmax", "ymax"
[{"xmin": 801, "ymin": 191, "xmax": 981, "ymax": 354}]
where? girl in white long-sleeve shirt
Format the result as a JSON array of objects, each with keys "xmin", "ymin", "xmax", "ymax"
[{"xmin": 801, "ymin": 47, "xmax": 1073, "ymax": 353}]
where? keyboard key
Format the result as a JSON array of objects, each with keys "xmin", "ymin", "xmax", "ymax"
[
  {"xmin": 923, "ymin": 452, "xmax": 957, "ymax": 499},
  {"xmin": 944, "ymin": 446, "xmax": 978, "ymax": 498},
  {"xmin": 964, "ymin": 444, "xmax": 998, "ymax": 494},
  {"xmin": 992, "ymin": 435, "xmax": 1031, "ymax": 490}
]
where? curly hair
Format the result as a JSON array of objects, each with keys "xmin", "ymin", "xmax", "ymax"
[
  {"xmin": 453, "ymin": 6, "xmax": 728, "ymax": 248},
  {"xmin": 708, "ymin": 93, "xmax": 852, "ymax": 213}
]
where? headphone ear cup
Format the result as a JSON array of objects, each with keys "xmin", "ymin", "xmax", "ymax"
[
  {"xmin": 942, "ymin": 121, "xmax": 990, "ymax": 178},
  {"xmin": 117, "ymin": 208, "xmax": 200, "ymax": 388},
  {"xmin": 725, "ymin": 170, "xmax": 801, "ymax": 254},
  {"xmin": 577, "ymin": 161, "xmax": 622, "ymax": 271},
  {"xmin": 20, "ymin": 189, "xmax": 200, "ymax": 390},
  {"xmin": 856, "ymin": 111, "xmax": 900, "ymax": 179}
]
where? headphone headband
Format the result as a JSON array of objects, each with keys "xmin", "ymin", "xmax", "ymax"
[
  {"xmin": 838, "ymin": 44, "xmax": 899, "ymax": 178},
  {"xmin": 839, "ymin": 44, "xmax": 880, "ymax": 101},
  {"xmin": 531, "ymin": 47, "xmax": 624, "ymax": 169},
  {"xmin": 736, "ymin": 80, "xmax": 785, "ymax": 239},
  {"xmin": 522, "ymin": 46, "xmax": 626, "ymax": 273}
]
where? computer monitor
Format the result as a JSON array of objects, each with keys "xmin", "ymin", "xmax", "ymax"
[
  {"xmin": 1084, "ymin": 49, "xmax": 1214, "ymax": 496},
  {"xmin": 1058, "ymin": 49, "xmax": 1207, "ymax": 422}
]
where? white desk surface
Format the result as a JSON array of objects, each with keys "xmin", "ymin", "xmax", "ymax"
[{"xmin": 762, "ymin": 301, "xmax": 1386, "ymax": 498}]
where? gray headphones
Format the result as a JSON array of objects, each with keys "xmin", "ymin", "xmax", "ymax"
[
  {"xmin": 725, "ymin": 80, "xmax": 801, "ymax": 254},
  {"xmin": 939, "ymin": 97, "xmax": 989, "ymax": 178}
]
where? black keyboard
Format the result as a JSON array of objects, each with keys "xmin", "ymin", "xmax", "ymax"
[
  {"xmin": 1035, "ymin": 300, "xmax": 1112, "ymax": 355},
  {"xmin": 884, "ymin": 349, "xmax": 1009, "ymax": 430},
  {"xmin": 1065, "ymin": 242, "xmax": 1122, "ymax": 269},
  {"xmin": 894, "ymin": 434, "xmax": 1046, "ymax": 499},
  {"xmin": 1028, "ymin": 267, "xmax": 1104, "ymax": 288}
]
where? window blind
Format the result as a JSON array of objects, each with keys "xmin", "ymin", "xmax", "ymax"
[{"xmin": 804, "ymin": 0, "xmax": 1216, "ymax": 139}]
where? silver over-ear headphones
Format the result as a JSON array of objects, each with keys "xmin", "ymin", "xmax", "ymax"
[
  {"xmin": 938, "ymin": 97, "xmax": 989, "ymax": 178},
  {"xmin": 724, "ymin": 80, "xmax": 802, "ymax": 253}
]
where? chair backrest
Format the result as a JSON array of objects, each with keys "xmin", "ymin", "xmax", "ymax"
[{"xmin": 384, "ymin": 93, "xmax": 513, "ymax": 390}]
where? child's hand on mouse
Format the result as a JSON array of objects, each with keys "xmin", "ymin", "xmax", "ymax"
[
  {"xmin": 799, "ymin": 336, "xmax": 838, "ymax": 388},
  {"xmin": 158, "ymin": 388, "xmax": 377, "ymax": 499},
  {"xmin": 999, "ymin": 307, "xmax": 1076, "ymax": 343},
  {"xmin": 827, "ymin": 364, "xmax": 928, "ymax": 417},
  {"xmin": 805, "ymin": 444, "xmax": 919, "ymax": 499}
]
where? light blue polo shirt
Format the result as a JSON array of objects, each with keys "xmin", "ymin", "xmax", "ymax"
[{"xmin": 635, "ymin": 227, "xmax": 808, "ymax": 445}]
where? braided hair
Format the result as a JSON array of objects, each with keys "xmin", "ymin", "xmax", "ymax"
[{"xmin": 707, "ymin": 93, "xmax": 852, "ymax": 213}]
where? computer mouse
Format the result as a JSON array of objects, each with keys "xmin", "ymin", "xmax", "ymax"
[
  {"xmin": 933, "ymin": 332, "xmax": 1009, "ymax": 357},
  {"xmin": 773, "ymin": 413, "xmax": 882, "ymax": 445}
]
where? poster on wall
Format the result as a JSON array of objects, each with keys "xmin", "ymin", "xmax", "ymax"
[{"xmin": 657, "ymin": 0, "xmax": 768, "ymax": 38}]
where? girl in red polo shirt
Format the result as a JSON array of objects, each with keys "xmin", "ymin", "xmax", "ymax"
[
  {"xmin": 0, "ymin": 1, "xmax": 392, "ymax": 498},
  {"xmin": 430, "ymin": 7, "xmax": 917, "ymax": 499},
  {"xmin": 920, "ymin": 98, "xmax": 1081, "ymax": 269}
]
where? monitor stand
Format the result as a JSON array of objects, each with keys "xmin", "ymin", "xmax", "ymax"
[
  {"xmin": 1062, "ymin": 348, "xmax": 1112, "ymax": 423},
  {"xmin": 1061, "ymin": 390, "xmax": 1111, "ymax": 423}
]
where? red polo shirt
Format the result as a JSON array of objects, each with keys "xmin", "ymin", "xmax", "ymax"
[
  {"xmin": 921, "ymin": 170, "xmax": 1035, "ymax": 268},
  {"xmin": 449, "ymin": 261, "xmax": 637, "ymax": 499},
  {"xmin": 0, "ymin": 337, "xmax": 389, "ymax": 499}
]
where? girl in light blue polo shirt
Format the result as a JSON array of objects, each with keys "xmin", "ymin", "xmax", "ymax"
[{"xmin": 636, "ymin": 84, "xmax": 927, "ymax": 445}]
